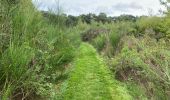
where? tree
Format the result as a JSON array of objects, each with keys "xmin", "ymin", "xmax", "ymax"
[
  {"xmin": 80, "ymin": 14, "xmax": 93, "ymax": 24},
  {"xmin": 65, "ymin": 15, "xmax": 78, "ymax": 27},
  {"xmin": 97, "ymin": 13, "xmax": 107, "ymax": 24},
  {"xmin": 113, "ymin": 15, "xmax": 137, "ymax": 22},
  {"xmin": 160, "ymin": 0, "xmax": 170, "ymax": 13}
]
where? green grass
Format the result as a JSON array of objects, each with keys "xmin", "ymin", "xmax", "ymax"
[
  {"xmin": 1, "ymin": 1, "xmax": 170, "ymax": 99},
  {"xmin": 60, "ymin": 43, "xmax": 131, "ymax": 100},
  {"xmin": 0, "ymin": 0, "xmax": 80, "ymax": 99}
]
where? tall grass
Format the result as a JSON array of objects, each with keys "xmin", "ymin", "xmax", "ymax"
[{"xmin": 0, "ymin": 0, "xmax": 80, "ymax": 99}]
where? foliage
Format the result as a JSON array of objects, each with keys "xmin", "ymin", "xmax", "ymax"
[
  {"xmin": 113, "ymin": 15, "xmax": 137, "ymax": 22},
  {"xmin": 111, "ymin": 35, "xmax": 170, "ymax": 99},
  {"xmin": 78, "ymin": 13, "xmax": 137, "ymax": 25},
  {"xmin": 96, "ymin": 13, "xmax": 108, "ymax": 24},
  {"xmin": 0, "ymin": 0, "xmax": 80, "ymax": 99},
  {"xmin": 1, "ymin": 0, "xmax": 170, "ymax": 99},
  {"xmin": 84, "ymin": 21, "xmax": 136, "ymax": 57},
  {"xmin": 65, "ymin": 15, "xmax": 78, "ymax": 27},
  {"xmin": 42, "ymin": 11, "xmax": 67, "ymax": 29}
]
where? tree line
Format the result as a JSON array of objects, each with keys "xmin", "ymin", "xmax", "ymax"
[{"xmin": 41, "ymin": 11, "xmax": 139, "ymax": 27}]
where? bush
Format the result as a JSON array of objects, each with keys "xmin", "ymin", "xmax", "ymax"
[
  {"xmin": 135, "ymin": 16, "xmax": 166, "ymax": 39},
  {"xmin": 86, "ymin": 21, "xmax": 136, "ymax": 57},
  {"xmin": 91, "ymin": 34, "xmax": 106, "ymax": 51},
  {"xmin": 112, "ymin": 35, "xmax": 170, "ymax": 99}
]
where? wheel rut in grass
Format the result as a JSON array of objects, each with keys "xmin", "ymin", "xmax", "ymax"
[{"xmin": 62, "ymin": 43, "xmax": 131, "ymax": 100}]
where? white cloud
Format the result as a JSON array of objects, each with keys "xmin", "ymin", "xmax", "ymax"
[{"xmin": 32, "ymin": 0, "xmax": 165, "ymax": 16}]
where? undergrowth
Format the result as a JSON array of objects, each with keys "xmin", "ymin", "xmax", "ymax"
[
  {"xmin": 0, "ymin": 0, "xmax": 80, "ymax": 99},
  {"xmin": 111, "ymin": 35, "xmax": 170, "ymax": 99}
]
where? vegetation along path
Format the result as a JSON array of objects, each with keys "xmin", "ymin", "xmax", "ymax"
[{"xmin": 62, "ymin": 43, "xmax": 132, "ymax": 100}]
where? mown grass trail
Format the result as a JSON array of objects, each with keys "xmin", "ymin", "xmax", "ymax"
[{"xmin": 61, "ymin": 43, "xmax": 131, "ymax": 100}]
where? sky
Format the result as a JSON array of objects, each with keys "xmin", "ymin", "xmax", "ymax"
[{"xmin": 32, "ymin": 0, "xmax": 166, "ymax": 16}]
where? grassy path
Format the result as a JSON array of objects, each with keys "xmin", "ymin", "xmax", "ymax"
[{"xmin": 61, "ymin": 43, "xmax": 131, "ymax": 100}]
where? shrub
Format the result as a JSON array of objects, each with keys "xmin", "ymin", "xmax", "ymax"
[
  {"xmin": 91, "ymin": 34, "xmax": 106, "ymax": 51},
  {"xmin": 112, "ymin": 35, "xmax": 170, "ymax": 99}
]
